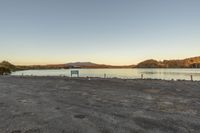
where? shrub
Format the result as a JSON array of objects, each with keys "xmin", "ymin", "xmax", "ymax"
[{"xmin": 0, "ymin": 67, "xmax": 11, "ymax": 75}]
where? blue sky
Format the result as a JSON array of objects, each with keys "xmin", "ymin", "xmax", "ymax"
[{"xmin": 0, "ymin": 0, "xmax": 200, "ymax": 65}]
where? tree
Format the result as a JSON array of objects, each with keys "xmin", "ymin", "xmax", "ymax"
[
  {"xmin": 0, "ymin": 67, "xmax": 11, "ymax": 75},
  {"xmin": 0, "ymin": 61, "xmax": 16, "ymax": 70}
]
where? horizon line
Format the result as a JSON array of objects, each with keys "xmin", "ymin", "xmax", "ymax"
[{"xmin": 1, "ymin": 55, "xmax": 200, "ymax": 66}]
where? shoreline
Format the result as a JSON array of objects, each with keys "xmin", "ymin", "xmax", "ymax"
[
  {"xmin": 10, "ymin": 68, "xmax": 200, "ymax": 81},
  {"xmin": 5, "ymin": 75, "xmax": 200, "ymax": 82}
]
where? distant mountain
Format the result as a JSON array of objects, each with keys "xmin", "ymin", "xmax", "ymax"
[
  {"xmin": 136, "ymin": 56, "xmax": 200, "ymax": 68},
  {"xmin": 65, "ymin": 62, "xmax": 134, "ymax": 68},
  {"xmin": 65, "ymin": 62, "xmax": 98, "ymax": 68},
  {"xmin": 15, "ymin": 62, "xmax": 133, "ymax": 70}
]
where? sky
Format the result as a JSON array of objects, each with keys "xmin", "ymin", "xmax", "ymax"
[{"xmin": 0, "ymin": 0, "xmax": 200, "ymax": 65}]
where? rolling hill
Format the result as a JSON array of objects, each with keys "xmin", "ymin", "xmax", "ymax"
[
  {"xmin": 136, "ymin": 56, "xmax": 200, "ymax": 68},
  {"xmin": 65, "ymin": 62, "xmax": 134, "ymax": 68}
]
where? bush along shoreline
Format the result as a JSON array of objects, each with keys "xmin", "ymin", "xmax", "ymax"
[
  {"xmin": 0, "ymin": 67, "xmax": 11, "ymax": 75},
  {"xmin": 0, "ymin": 61, "xmax": 15, "ymax": 75}
]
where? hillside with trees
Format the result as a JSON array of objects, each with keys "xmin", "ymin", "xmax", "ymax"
[
  {"xmin": 136, "ymin": 56, "xmax": 200, "ymax": 68},
  {"xmin": 136, "ymin": 59, "xmax": 164, "ymax": 68}
]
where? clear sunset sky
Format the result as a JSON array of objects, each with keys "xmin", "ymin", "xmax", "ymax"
[{"xmin": 0, "ymin": 0, "xmax": 200, "ymax": 65}]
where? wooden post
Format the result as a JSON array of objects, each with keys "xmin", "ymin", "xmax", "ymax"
[
  {"xmin": 191, "ymin": 75, "xmax": 193, "ymax": 81},
  {"xmin": 141, "ymin": 74, "xmax": 144, "ymax": 79}
]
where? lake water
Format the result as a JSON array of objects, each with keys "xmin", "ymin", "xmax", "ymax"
[{"xmin": 11, "ymin": 68, "xmax": 200, "ymax": 81}]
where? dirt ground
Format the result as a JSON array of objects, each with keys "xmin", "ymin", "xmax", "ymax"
[{"xmin": 0, "ymin": 76, "xmax": 200, "ymax": 133}]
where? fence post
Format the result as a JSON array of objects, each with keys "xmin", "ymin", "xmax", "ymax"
[
  {"xmin": 191, "ymin": 75, "xmax": 193, "ymax": 81},
  {"xmin": 141, "ymin": 74, "xmax": 144, "ymax": 79}
]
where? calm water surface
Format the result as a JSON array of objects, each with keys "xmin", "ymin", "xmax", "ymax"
[{"xmin": 11, "ymin": 68, "xmax": 200, "ymax": 81}]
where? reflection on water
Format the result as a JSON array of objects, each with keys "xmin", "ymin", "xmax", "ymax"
[{"xmin": 11, "ymin": 68, "xmax": 200, "ymax": 81}]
